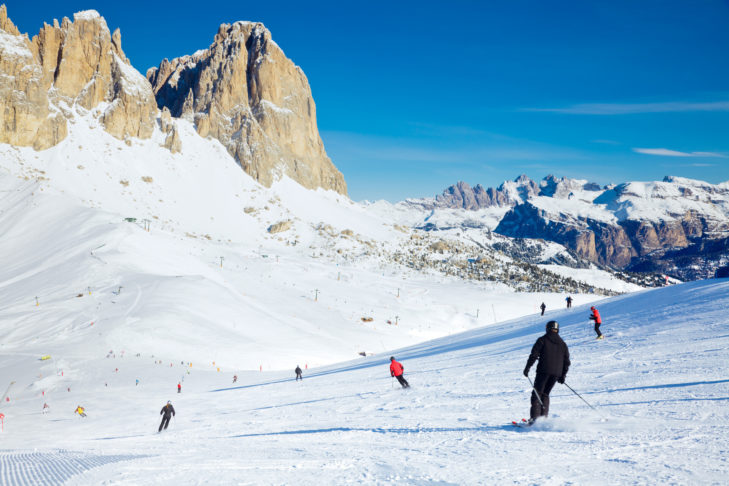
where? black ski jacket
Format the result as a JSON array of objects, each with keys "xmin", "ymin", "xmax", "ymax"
[
  {"xmin": 160, "ymin": 404, "xmax": 176, "ymax": 418},
  {"xmin": 295, "ymin": 367, "xmax": 302, "ymax": 375},
  {"xmin": 525, "ymin": 332, "xmax": 570, "ymax": 378}
]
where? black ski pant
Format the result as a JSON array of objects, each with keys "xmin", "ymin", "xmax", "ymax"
[
  {"xmin": 395, "ymin": 374, "xmax": 410, "ymax": 388},
  {"xmin": 541, "ymin": 309, "xmax": 545, "ymax": 316},
  {"xmin": 159, "ymin": 415, "xmax": 171, "ymax": 432},
  {"xmin": 296, "ymin": 373, "xmax": 302, "ymax": 381},
  {"xmin": 530, "ymin": 373, "xmax": 558, "ymax": 420},
  {"xmin": 595, "ymin": 322, "xmax": 602, "ymax": 337}
]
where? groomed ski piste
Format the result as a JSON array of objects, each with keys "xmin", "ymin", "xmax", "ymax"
[
  {"xmin": 0, "ymin": 111, "xmax": 727, "ymax": 484},
  {"xmin": 0, "ymin": 279, "xmax": 727, "ymax": 484}
]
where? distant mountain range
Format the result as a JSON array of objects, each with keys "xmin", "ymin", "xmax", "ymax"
[{"xmin": 401, "ymin": 175, "xmax": 729, "ymax": 280}]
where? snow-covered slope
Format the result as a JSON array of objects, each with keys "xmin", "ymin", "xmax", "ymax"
[
  {"xmin": 0, "ymin": 73, "xmax": 725, "ymax": 486},
  {"xmin": 0, "ymin": 107, "xmax": 639, "ymax": 371},
  {"xmin": 0, "ymin": 278, "xmax": 726, "ymax": 484}
]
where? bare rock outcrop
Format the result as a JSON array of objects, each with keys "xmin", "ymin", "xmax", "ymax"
[
  {"xmin": 0, "ymin": 6, "xmax": 66, "ymax": 149},
  {"xmin": 494, "ymin": 200, "xmax": 701, "ymax": 268},
  {"xmin": 159, "ymin": 107, "xmax": 182, "ymax": 153},
  {"xmin": 0, "ymin": 6, "xmax": 156, "ymax": 149},
  {"xmin": 147, "ymin": 21, "xmax": 347, "ymax": 195},
  {"xmin": 268, "ymin": 220, "xmax": 293, "ymax": 234}
]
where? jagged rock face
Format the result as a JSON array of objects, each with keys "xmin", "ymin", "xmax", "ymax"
[
  {"xmin": 0, "ymin": 7, "xmax": 65, "ymax": 149},
  {"xmin": 147, "ymin": 21, "xmax": 347, "ymax": 195},
  {"xmin": 419, "ymin": 175, "xmax": 729, "ymax": 277},
  {"xmin": 433, "ymin": 175, "xmax": 545, "ymax": 210},
  {"xmin": 495, "ymin": 202, "xmax": 706, "ymax": 268},
  {"xmin": 0, "ymin": 6, "xmax": 156, "ymax": 149}
]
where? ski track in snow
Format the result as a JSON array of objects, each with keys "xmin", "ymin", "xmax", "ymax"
[{"xmin": 0, "ymin": 450, "xmax": 144, "ymax": 485}]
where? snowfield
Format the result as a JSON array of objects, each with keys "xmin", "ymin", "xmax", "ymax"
[
  {"xmin": 1, "ymin": 109, "xmax": 726, "ymax": 484},
  {"xmin": 0, "ymin": 279, "xmax": 727, "ymax": 484}
]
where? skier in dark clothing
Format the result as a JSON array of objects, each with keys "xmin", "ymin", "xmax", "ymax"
[
  {"xmin": 589, "ymin": 306, "xmax": 603, "ymax": 339},
  {"xmin": 390, "ymin": 356, "xmax": 409, "ymax": 388},
  {"xmin": 295, "ymin": 365, "xmax": 303, "ymax": 381},
  {"xmin": 159, "ymin": 401, "xmax": 175, "ymax": 432},
  {"xmin": 540, "ymin": 302, "xmax": 546, "ymax": 316},
  {"xmin": 566, "ymin": 296, "xmax": 573, "ymax": 309},
  {"xmin": 523, "ymin": 320, "xmax": 570, "ymax": 422}
]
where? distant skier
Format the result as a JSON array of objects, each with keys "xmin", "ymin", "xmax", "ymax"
[
  {"xmin": 233, "ymin": 375, "xmax": 238, "ymax": 384},
  {"xmin": 566, "ymin": 296, "xmax": 573, "ymax": 309},
  {"xmin": 390, "ymin": 356, "xmax": 410, "ymax": 388},
  {"xmin": 135, "ymin": 379, "xmax": 140, "ymax": 386},
  {"xmin": 177, "ymin": 383, "xmax": 181, "ymax": 394},
  {"xmin": 523, "ymin": 320, "xmax": 570, "ymax": 423},
  {"xmin": 295, "ymin": 366, "xmax": 303, "ymax": 381},
  {"xmin": 42, "ymin": 403, "xmax": 50, "ymax": 414},
  {"xmin": 540, "ymin": 302, "xmax": 546, "ymax": 316},
  {"xmin": 589, "ymin": 306, "xmax": 603, "ymax": 339},
  {"xmin": 159, "ymin": 401, "xmax": 175, "ymax": 432},
  {"xmin": 75, "ymin": 405, "xmax": 87, "ymax": 417}
]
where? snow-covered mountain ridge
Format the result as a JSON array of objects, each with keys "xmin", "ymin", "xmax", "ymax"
[{"xmin": 393, "ymin": 174, "xmax": 729, "ymax": 280}]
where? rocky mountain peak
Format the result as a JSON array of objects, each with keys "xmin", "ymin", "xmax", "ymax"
[
  {"xmin": 0, "ymin": 5, "xmax": 157, "ymax": 149},
  {"xmin": 0, "ymin": 5, "xmax": 20, "ymax": 35},
  {"xmin": 147, "ymin": 21, "xmax": 347, "ymax": 195}
]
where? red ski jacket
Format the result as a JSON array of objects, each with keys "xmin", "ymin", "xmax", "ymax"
[
  {"xmin": 590, "ymin": 307, "xmax": 602, "ymax": 324},
  {"xmin": 390, "ymin": 360, "xmax": 404, "ymax": 377}
]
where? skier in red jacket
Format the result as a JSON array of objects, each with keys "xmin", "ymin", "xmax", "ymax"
[
  {"xmin": 589, "ymin": 306, "xmax": 603, "ymax": 340},
  {"xmin": 389, "ymin": 356, "xmax": 410, "ymax": 388}
]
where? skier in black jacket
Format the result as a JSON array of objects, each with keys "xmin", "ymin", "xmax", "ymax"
[
  {"xmin": 295, "ymin": 365, "xmax": 303, "ymax": 381},
  {"xmin": 523, "ymin": 320, "xmax": 570, "ymax": 422},
  {"xmin": 159, "ymin": 401, "xmax": 175, "ymax": 432}
]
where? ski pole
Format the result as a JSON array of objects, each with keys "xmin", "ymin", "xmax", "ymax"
[
  {"xmin": 563, "ymin": 382, "xmax": 597, "ymax": 411},
  {"xmin": 526, "ymin": 376, "xmax": 544, "ymax": 408}
]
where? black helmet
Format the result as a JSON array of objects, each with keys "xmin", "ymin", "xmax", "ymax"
[
  {"xmin": 546, "ymin": 320, "xmax": 559, "ymax": 332},
  {"xmin": 390, "ymin": 356, "xmax": 395, "ymax": 361}
]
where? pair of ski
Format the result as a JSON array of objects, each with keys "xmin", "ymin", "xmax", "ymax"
[{"xmin": 511, "ymin": 418, "xmax": 534, "ymax": 428}]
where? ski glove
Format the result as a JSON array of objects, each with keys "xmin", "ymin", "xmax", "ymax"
[
  {"xmin": 523, "ymin": 367, "xmax": 530, "ymax": 377},
  {"xmin": 557, "ymin": 375, "xmax": 565, "ymax": 384}
]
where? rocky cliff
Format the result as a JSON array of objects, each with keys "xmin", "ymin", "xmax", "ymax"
[
  {"xmin": 0, "ymin": 6, "xmax": 157, "ymax": 149},
  {"xmin": 147, "ymin": 21, "xmax": 347, "ymax": 195},
  {"xmin": 409, "ymin": 175, "xmax": 729, "ymax": 280},
  {"xmin": 429, "ymin": 175, "xmax": 598, "ymax": 211}
]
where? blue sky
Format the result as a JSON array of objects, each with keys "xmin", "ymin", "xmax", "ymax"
[{"xmin": 7, "ymin": 1, "xmax": 729, "ymax": 201}]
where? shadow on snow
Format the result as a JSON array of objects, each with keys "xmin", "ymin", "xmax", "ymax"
[{"xmin": 230, "ymin": 424, "xmax": 513, "ymax": 438}]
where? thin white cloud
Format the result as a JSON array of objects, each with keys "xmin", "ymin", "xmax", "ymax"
[
  {"xmin": 633, "ymin": 148, "xmax": 728, "ymax": 158},
  {"xmin": 525, "ymin": 100, "xmax": 729, "ymax": 115}
]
